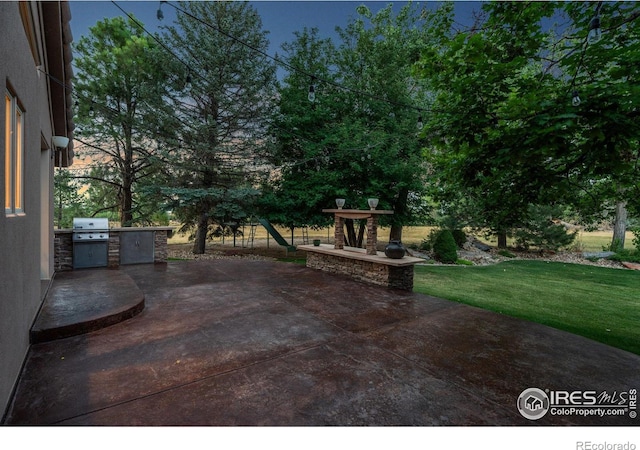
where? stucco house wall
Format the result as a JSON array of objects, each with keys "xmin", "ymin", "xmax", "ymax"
[{"xmin": 0, "ymin": 1, "xmax": 73, "ymax": 418}]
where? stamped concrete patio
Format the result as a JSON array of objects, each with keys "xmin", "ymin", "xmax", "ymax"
[{"xmin": 3, "ymin": 259, "xmax": 639, "ymax": 425}]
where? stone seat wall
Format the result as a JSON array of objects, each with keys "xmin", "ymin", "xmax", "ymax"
[{"xmin": 298, "ymin": 244, "xmax": 423, "ymax": 291}]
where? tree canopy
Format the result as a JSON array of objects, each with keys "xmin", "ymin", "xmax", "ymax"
[
  {"xmin": 261, "ymin": 3, "xmax": 436, "ymax": 243},
  {"xmin": 414, "ymin": 1, "xmax": 639, "ymax": 248},
  {"xmin": 68, "ymin": 1, "xmax": 640, "ymax": 252}
]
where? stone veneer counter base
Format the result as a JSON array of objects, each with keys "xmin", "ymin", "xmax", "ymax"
[
  {"xmin": 299, "ymin": 244, "xmax": 424, "ymax": 291},
  {"xmin": 54, "ymin": 227, "xmax": 174, "ymax": 271}
]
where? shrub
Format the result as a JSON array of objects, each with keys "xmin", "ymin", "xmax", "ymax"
[
  {"xmin": 512, "ymin": 204, "xmax": 577, "ymax": 251},
  {"xmin": 419, "ymin": 239, "xmax": 431, "ymax": 252},
  {"xmin": 608, "ymin": 238, "xmax": 624, "ymax": 253},
  {"xmin": 433, "ymin": 229, "xmax": 458, "ymax": 264},
  {"xmin": 631, "ymin": 227, "xmax": 640, "ymax": 252},
  {"xmin": 456, "ymin": 259, "xmax": 474, "ymax": 265},
  {"xmin": 451, "ymin": 229, "xmax": 467, "ymax": 248},
  {"xmin": 608, "ymin": 249, "xmax": 640, "ymax": 263}
]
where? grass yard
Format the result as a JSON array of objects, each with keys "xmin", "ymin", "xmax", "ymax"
[
  {"xmin": 168, "ymin": 224, "xmax": 633, "ymax": 253},
  {"xmin": 414, "ymin": 260, "xmax": 640, "ymax": 355}
]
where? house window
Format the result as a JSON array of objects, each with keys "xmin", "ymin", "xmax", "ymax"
[{"xmin": 5, "ymin": 91, "xmax": 24, "ymax": 215}]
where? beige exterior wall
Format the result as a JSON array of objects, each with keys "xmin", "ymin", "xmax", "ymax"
[{"xmin": 0, "ymin": 1, "xmax": 69, "ymax": 418}]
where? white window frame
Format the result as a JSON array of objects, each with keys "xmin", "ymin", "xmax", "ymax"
[{"xmin": 5, "ymin": 90, "xmax": 25, "ymax": 216}]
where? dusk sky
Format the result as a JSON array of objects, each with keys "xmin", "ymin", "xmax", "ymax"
[{"xmin": 68, "ymin": 1, "xmax": 484, "ymax": 69}]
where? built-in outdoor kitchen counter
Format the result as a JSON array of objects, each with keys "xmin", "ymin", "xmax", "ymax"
[{"xmin": 54, "ymin": 226, "xmax": 174, "ymax": 271}]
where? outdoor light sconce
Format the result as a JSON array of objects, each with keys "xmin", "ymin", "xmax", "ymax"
[
  {"xmin": 368, "ymin": 198, "xmax": 379, "ymax": 210},
  {"xmin": 52, "ymin": 136, "xmax": 69, "ymax": 149},
  {"xmin": 52, "ymin": 136, "xmax": 69, "ymax": 164},
  {"xmin": 335, "ymin": 198, "xmax": 345, "ymax": 209}
]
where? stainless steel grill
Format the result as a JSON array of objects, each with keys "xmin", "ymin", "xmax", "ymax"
[{"xmin": 72, "ymin": 218, "xmax": 109, "ymax": 268}]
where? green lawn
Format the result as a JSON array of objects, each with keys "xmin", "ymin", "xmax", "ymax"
[{"xmin": 413, "ymin": 260, "xmax": 640, "ymax": 355}]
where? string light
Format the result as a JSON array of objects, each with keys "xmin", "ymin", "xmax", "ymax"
[
  {"xmin": 587, "ymin": 1, "xmax": 603, "ymax": 44},
  {"xmin": 417, "ymin": 115, "xmax": 424, "ymax": 130},
  {"xmin": 571, "ymin": 90, "xmax": 581, "ymax": 107},
  {"xmin": 587, "ymin": 15, "xmax": 601, "ymax": 44},
  {"xmin": 156, "ymin": 1, "xmax": 166, "ymax": 21},
  {"xmin": 40, "ymin": 67, "xmax": 383, "ymax": 179},
  {"xmin": 307, "ymin": 84, "xmax": 316, "ymax": 103},
  {"xmin": 158, "ymin": 1, "xmax": 431, "ymax": 116}
]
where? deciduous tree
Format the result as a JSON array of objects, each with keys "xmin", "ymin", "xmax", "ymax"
[{"xmin": 262, "ymin": 4, "xmax": 435, "ymax": 245}]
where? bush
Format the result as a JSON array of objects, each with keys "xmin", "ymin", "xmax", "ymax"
[
  {"xmin": 433, "ymin": 229, "xmax": 458, "ymax": 264},
  {"xmin": 512, "ymin": 205, "xmax": 577, "ymax": 251},
  {"xmin": 419, "ymin": 239, "xmax": 431, "ymax": 252},
  {"xmin": 631, "ymin": 228, "xmax": 640, "ymax": 252},
  {"xmin": 456, "ymin": 259, "xmax": 474, "ymax": 265},
  {"xmin": 608, "ymin": 249, "xmax": 640, "ymax": 264},
  {"xmin": 451, "ymin": 229, "xmax": 467, "ymax": 248}
]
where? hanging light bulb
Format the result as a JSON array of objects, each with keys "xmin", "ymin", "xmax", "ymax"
[
  {"xmin": 572, "ymin": 90, "xmax": 581, "ymax": 107},
  {"xmin": 157, "ymin": 1, "xmax": 166, "ymax": 20},
  {"xmin": 417, "ymin": 115, "xmax": 424, "ymax": 130},
  {"xmin": 185, "ymin": 70, "xmax": 192, "ymax": 89},
  {"xmin": 308, "ymin": 84, "xmax": 316, "ymax": 103},
  {"xmin": 588, "ymin": 15, "xmax": 601, "ymax": 44}
]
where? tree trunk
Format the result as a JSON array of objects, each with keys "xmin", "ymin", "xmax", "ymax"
[
  {"xmin": 345, "ymin": 219, "xmax": 358, "ymax": 247},
  {"xmin": 389, "ymin": 187, "xmax": 409, "ymax": 242},
  {"xmin": 389, "ymin": 224, "xmax": 403, "ymax": 242},
  {"xmin": 121, "ymin": 185, "xmax": 133, "ymax": 227},
  {"xmin": 193, "ymin": 213, "xmax": 208, "ymax": 254},
  {"xmin": 497, "ymin": 231, "xmax": 507, "ymax": 249},
  {"xmin": 356, "ymin": 221, "xmax": 365, "ymax": 248},
  {"xmin": 122, "ymin": 124, "xmax": 134, "ymax": 227},
  {"xmin": 611, "ymin": 201, "xmax": 627, "ymax": 251}
]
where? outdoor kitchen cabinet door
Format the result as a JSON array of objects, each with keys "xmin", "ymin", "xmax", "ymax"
[
  {"xmin": 120, "ymin": 231, "xmax": 155, "ymax": 265},
  {"xmin": 73, "ymin": 242, "xmax": 109, "ymax": 269}
]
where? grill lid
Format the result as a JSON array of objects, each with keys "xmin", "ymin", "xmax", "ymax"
[
  {"xmin": 72, "ymin": 217, "xmax": 109, "ymax": 231},
  {"xmin": 72, "ymin": 218, "xmax": 109, "ymax": 241}
]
